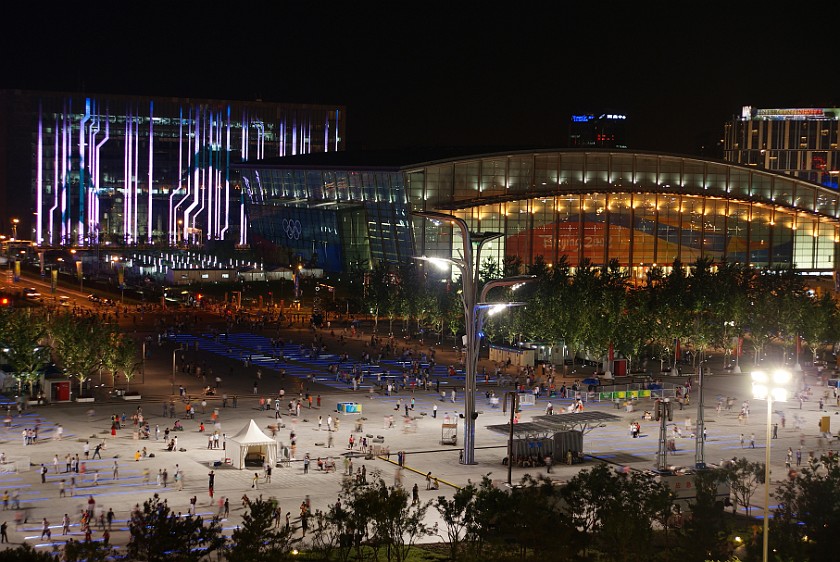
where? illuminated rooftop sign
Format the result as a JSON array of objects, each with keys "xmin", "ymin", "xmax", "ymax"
[{"xmin": 743, "ymin": 106, "xmax": 840, "ymax": 120}]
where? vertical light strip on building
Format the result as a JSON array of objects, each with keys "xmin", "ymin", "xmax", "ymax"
[
  {"xmin": 78, "ymin": 98, "xmax": 91, "ymax": 245},
  {"xmin": 49, "ymin": 114, "xmax": 59, "ymax": 245},
  {"xmin": 131, "ymin": 108, "xmax": 140, "ymax": 244},
  {"xmin": 36, "ymin": 101, "xmax": 43, "ymax": 244},
  {"xmin": 220, "ymin": 105, "xmax": 231, "ymax": 240},
  {"xmin": 206, "ymin": 109, "xmax": 215, "ymax": 240},
  {"xmin": 170, "ymin": 107, "xmax": 184, "ymax": 246},
  {"xmin": 61, "ymin": 102, "xmax": 69, "ymax": 244},
  {"xmin": 94, "ymin": 109, "xmax": 110, "ymax": 244},
  {"xmin": 183, "ymin": 108, "xmax": 200, "ymax": 243},
  {"xmin": 335, "ymin": 109, "xmax": 340, "ymax": 151},
  {"xmin": 148, "ymin": 101, "xmax": 154, "ymax": 244},
  {"xmin": 124, "ymin": 109, "xmax": 132, "ymax": 244}
]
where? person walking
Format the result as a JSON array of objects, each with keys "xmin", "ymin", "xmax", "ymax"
[
  {"xmin": 772, "ymin": 423, "xmax": 778, "ymax": 439},
  {"xmin": 112, "ymin": 460, "xmax": 119, "ymax": 480},
  {"xmin": 750, "ymin": 433, "xmax": 756, "ymax": 448},
  {"xmin": 796, "ymin": 448, "xmax": 802, "ymax": 467},
  {"xmin": 208, "ymin": 470, "xmax": 215, "ymax": 499},
  {"xmin": 432, "ymin": 404, "xmax": 437, "ymax": 418},
  {"xmin": 252, "ymin": 472, "xmax": 259, "ymax": 490},
  {"xmin": 740, "ymin": 433, "xmax": 745, "ymax": 448},
  {"xmin": 1, "ymin": 520, "xmax": 8, "ymax": 543},
  {"xmin": 412, "ymin": 483, "xmax": 419, "ymax": 505},
  {"xmin": 451, "ymin": 389, "xmax": 456, "ymax": 403},
  {"xmin": 40, "ymin": 517, "xmax": 51, "ymax": 540}
]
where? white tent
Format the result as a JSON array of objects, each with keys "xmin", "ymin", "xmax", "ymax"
[{"xmin": 227, "ymin": 419, "xmax": 278, "ymax": 470}]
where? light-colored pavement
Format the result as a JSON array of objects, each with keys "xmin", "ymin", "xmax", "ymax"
[{"xmin": 1, "ymin": 303, "xmax": 837, "ymax": 555}]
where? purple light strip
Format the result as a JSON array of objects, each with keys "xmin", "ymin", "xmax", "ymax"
[
  {"xmin": 36, "ymin": 101, "xmax": 43, "ymax": 244},
  {"xmin": 169, "ymin": 107, "xmax": 184, "ymax": 245},
  {"xmin": 220, "ymin": 105, "xmax": 231, "ymax": 240},
  {"xmin": 183, "ymin": 108, "xmax": 201, "ymax": 243},
  {"xmin": 124, "ymin": 110, "xmax": 132, "ymax": 244},
  {"xmin": 133, "ymin": 114, "xmax": 139, "ymax": 243},
  {"xmin": 48, "ymin": 114, "xmax": 59, "ymax": 245},
  {"xmin": 148, "ymin": 101, "xmax": 154, "ymax": 244},
  {"xmin": 94, "ymin": 110, "xmax": 110, "ymax": 244},
  {"xmin": 78, "ymin": 99, "xmax": 90, "ymax": 245}
]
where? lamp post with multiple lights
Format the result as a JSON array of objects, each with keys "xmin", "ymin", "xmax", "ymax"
[
  {"xmin": 751, "ymin": 368, "xmax": 791, "ymax": 562},
  {"xmin": 414, "ymin": 210, "xmax": 534, "ymax": 466}
]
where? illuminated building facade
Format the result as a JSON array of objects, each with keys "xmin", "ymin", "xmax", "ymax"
[
  {"xmin": 241, "ymin": 149, "xmax": 840, "ymax": 276},
  {"xmin": 724, "ymin": 106, "xmax": 840, "ymax": 189},
  {"xmin": 0, "ymin": 89, "xmax": 344, "ymax": 246}
]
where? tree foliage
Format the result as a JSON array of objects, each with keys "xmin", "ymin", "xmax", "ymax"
[
  {"xmin": 126, "ymin": 495, "xmax": 225, "ymax": 561},
  {"xmin": 227, "ymin": 496, "xmax": 295, "ymax": 562}
]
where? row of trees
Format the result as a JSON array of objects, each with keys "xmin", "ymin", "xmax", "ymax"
[
  {"xmin": 0, "ymin": 309, "xmax": 140, "ymax": 396},
  {"xmin": 4, "ymin": 456, "xmax": 838, "ymax": 561},
  {"xmin": 358, "ymin": 257, "xmax": 840, "ymax": 372}
]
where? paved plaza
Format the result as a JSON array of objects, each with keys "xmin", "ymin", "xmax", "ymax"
[{"xmin": 0, "ymin": 304, "xmax": 837, "ymax": 555}]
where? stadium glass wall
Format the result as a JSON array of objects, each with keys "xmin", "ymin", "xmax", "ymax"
[{"xmin": 407, "ymin": 151, "xmax": 840, "ymax": 281}]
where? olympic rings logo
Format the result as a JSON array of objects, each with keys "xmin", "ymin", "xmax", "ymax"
[{"xmin": 282, "ymin": 219, "xmax": 302, "ymax": 240}]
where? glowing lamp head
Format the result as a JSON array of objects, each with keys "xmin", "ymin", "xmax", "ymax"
[
  {"xmin": 427, "ymin": 257, "xmax": 450, "ymax": 271},
  {"xmin": 752, "ymin": 369, "xmax": 790, "ymax": 401}
]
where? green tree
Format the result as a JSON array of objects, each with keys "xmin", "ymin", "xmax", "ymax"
[
  {"xmin": 0, "ymin": 542, "xmax": 57, "ymax": 561},
  {"xmin": 368, "ymin": 481, "xmax": 435, "ymax": 562},
  {"xmin": 227, "ymin": 497, "xmax": 294, "ymax": 562},
  {"xmin": 509, "ymin": 474, "xmax": 585, "ymax": 560},
  {"xmin": 723, "ymin": 457, "xmax": 765, "ymax": 517},
  {"xmin": 678, "ymin": 468, "xmax": 734, "ymax": 562},
  {"xmin": 49, "ymin": 313, "xmax": 114, "ymax": 396},
  {"xmin": 62, "ymin": 538, "xmax": 115, "ymax": 562},
  {"xmin": 126, "ymin": 495, "xmax": 225, "ymax": 561},
  {"xmin": 0, "ymin": 309, "xmax": 50, "ymax": 395},
  {"xmin": 433, "ymin": 482, "xmax": 477, "ymax": 560},
  {"xmin": 800, "ymin": 291, "xmax": 839, "ymax": 365},
  {"xmin": 113, "ymin": 334, "xmax": 141, "ymax": 392},
  {"xmin": 770, "ymin": 454, "xmax": 840, "ymax": 562}
]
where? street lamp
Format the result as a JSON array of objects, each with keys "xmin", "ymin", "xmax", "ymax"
[
  {"xmin": 172, "ymin": 344, "xmax": 184, "ymax": 396},
  {"xmin": 752, "ymin": 368, "xmax": 791, "ymax": 562},
  {"xmin": 414, "ymin": 210, "xmax": 534, "ymax": 465},
  {"xmin": 11, "ymin": 218, "xmax": 19, "ymax": 241}
]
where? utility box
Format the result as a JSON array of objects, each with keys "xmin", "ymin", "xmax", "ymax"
[{"xmin": 820, "ymin": 416, "xmax": 831, "ymax": 434}]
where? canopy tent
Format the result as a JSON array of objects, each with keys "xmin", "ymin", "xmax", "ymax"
[{"xmin": 227, "ymin": 419, "xmax": 278, "ymax": 470}]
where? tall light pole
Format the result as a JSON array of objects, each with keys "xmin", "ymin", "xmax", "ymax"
[
  {"xmin": 414, "ymin": 210, "xmax": 534, "ymax": 465},
  {"xmin": 752, "ymin": 368, "xmax": 791, "ymax": 562},
  {"xmin": 11, "ymin": 218, "xmax": 19, "ymax": 241},
  {"xmin": 172, "ymin": 344, "xmax": 184, "ymax": 396}
]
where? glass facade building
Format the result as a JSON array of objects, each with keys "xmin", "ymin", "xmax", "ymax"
[
  {"xmin": 0, "ymin": 89, "xmax": 345, "ymax": 247},
  {"xmin": 241, "ymin": 149, "xmax": 840, "ymax": 277},
  {"xmin": 724, "ymin": 106, "xmax": 840, "ymax": 190},
  {"xmin": 237, "ymin": 155, "xmax": 413, "ymax": 272},
  {"xmin": 410, "ymin": 150, "xmax": 840, "ymax": 281}
]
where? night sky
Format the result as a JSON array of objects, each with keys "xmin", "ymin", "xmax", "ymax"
[{"xmin": 3, "ymin": 5, "xmax": 838, "ymax": 156}]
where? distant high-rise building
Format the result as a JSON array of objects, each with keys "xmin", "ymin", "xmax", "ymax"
[
  {"xmin": 724, "ymin": 106, "xmax": 840, "ymax": 189},
  {"xmin": 0, "ymin": 89, "xmax": 345, "ymax": 247},
  {"xmin": 569, "ymin": 112, "xmax": 628, "ymax": 149}
]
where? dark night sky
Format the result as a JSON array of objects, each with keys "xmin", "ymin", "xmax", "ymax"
[{"xmin": 3, "ymin": 4, "xmax": 838, "ymax": 156}]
